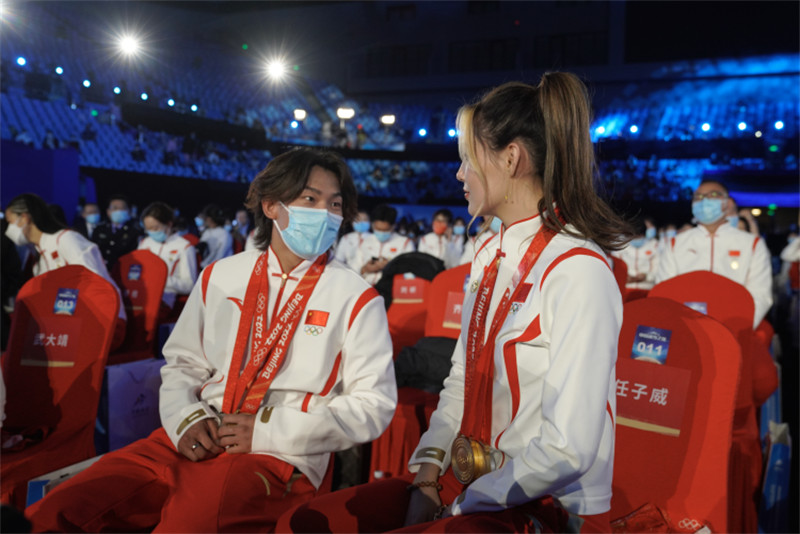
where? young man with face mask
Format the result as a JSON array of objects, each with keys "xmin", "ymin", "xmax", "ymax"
[
  {"xmin": 418, "ymin": 209, "xmax": 462, "ymax": 269},
  {"xmin": 334, "ymin": 208, "xmax": 371, "ymax": 272},
  {"xmin": 354, "ymin": 203, "xmax": 415, "ymax": 285},
  {"xmin": 613, "ymin": 216, "xmax": 659, "ymax": 291},
  {"xmin": 90, "ymin": 194, "xmax": 142, "ymax": 270},
  {"xmin": 72, "ymin": 202, "xmax": 101, "ymax": 239},
  {"xmin": 27, "ymin": 148, "xmax": 397, "ymax": 533},
  {"xmin": 656, "ymin": 179, "xmax": 773, "ymax": 328}
]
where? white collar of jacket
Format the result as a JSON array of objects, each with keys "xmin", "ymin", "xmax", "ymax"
[{"xmin": 35, "ymin": 229, "xmax": 68, "ymax": 253}]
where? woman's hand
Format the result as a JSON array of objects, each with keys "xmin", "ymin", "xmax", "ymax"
[{"xmin": 403, "ymin": 464, "xmax": 443, "ymax": 526}]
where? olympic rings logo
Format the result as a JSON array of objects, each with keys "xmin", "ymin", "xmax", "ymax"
[
  {"xmin": 678, "ymin": 518, "xmax": 702, "ymax": 531},
  {"xmin": 304, "ymin": 325, "xmax": 324, "ymax": 336},
  {"xmin": 510, "ymin": 302, "xmax": 521, "ymax": 314}
]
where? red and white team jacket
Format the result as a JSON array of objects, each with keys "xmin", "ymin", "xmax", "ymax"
[
  {"xmin": 35, "ymin": 229, "xmax": 126, "ymax": 322},
  {"xmin": 353, "ymin": 232, "xmax": 415, "ymax": 284},
  {"xmin": 334, "ymin": 231, "xmax": 368, "ymax": 271},
  {"xmin": 138, "ymin": 233, "xmax": 198, "ymax": 307},
  {"xmin": 409, "ymin": 215, "xmax": 621, "ymax": 517},
  {"xmin": 656, "ymin": 224, "xmax": 772, "ymax": 328},
  {"xmin": 614, "ymin": 238, "xmax": 660, "ymax": 290},
  {"xmin": 418, "ymin": 232, "xmax": 463, "ymax": 269},
  {"xmin": 160, "ymin": 248, "xmax": 397, "ymax": 489}
]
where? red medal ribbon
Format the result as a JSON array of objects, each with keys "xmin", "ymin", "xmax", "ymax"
[
  {"xmin": 462, "ymin": 223, "xmax": 557, "ymax": 443},
  {"xmin": 222, "ymin": 252, "xmax": 327, "ymax": 414}
]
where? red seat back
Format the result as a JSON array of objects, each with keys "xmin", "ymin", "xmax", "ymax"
[
  {"xmin": 424, "ymin": 263, "xmax": 470, "ymax": 339},
  {"xmin": 387, "ymin": 275, "xmax": 431, "ymax": 356},
  {"xmin": 111, "ymin": 250, "xmax": 167, "ymax": 360},
  {"xmin": 2, "ymin": 265, "xmax": 120, "ymax": 434},
  {"xmin": 611, "ymin": 256, "xmax": 628, "ymax": 301},
  {"xmin": 611, "ymin": 297, "xmax": 740, "ymax": 532}
]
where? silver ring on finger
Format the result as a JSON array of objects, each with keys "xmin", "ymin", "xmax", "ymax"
[{"xmin": 191, "ymin": 442, "xmax": 202, "ymax": 451}]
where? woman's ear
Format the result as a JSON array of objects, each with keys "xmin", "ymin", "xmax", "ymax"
[
  {"xmin": 505, "ymin": 142, "xmax": 522, "ymax": 177},
  {"xmin": 261, "ymin": 199, "xmax": 279, "ymax": 221}
]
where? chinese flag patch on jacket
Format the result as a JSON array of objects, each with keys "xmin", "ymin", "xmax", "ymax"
[{"xmin": 305, "ymin": 310, "xmax": 329, "ymax": 327}]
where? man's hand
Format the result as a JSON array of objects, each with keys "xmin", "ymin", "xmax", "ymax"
[
  {"xmin": 178, "ymin": 418, "xmax": 224, "ymax": 462},
  {"xmin": 362, "ymin": 257, "xmax": 389, "ymax": 274},
  {"xmin": 218, "ymin": 413, "xmax": 256, "ymax": 454},
  {"xmin": 627, "ymin": 273, "xmax": 646, "ymax": 283}
]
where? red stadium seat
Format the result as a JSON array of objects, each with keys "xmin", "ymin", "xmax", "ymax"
[
  {"xmin": 1, "ymin": 265, "xmax": 119, "ymax": 510},
  {"xmin": 610, "ymin": 297, "xmax": 740, "ymax": 533},
  {"xmin": 424, "ymin": 263, "xmax": 470, "ymax": 339},
  {"xmin": 649, "ymin": 271, "xmax": 778, "ymax": 532},
  {"xmin": 386, "ymin": 275, "xmax": 431, "ymax": 357},
  {"xmin": 109, "ymin": 250, "xmax": 167, "ymax": 365}
]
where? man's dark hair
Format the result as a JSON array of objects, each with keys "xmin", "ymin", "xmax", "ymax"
[
  {"xmin": 244, "ymin": 148, "xmax": 358, "ymax": 251},
  {"xmin": 141, "ymin": 201, "xmax": 175, "ymax": 226},
  {"xmin": 371, "ymin": 204, "xmax": 398, "ymax": 225},
  {"xmin": 432, "ymin": 208, "xmax": 453, "ymax": 224},
  {"xmin": 107, "ymin": 193, "xmax": 131, "ymax": 209},
  {"xmin": 201, "ymin": 204, "xmax": 227, "ymax": 227}
]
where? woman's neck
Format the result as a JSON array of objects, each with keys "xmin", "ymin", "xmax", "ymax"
[
  {"xmin": 496, "ymin": 180, "xmax": 543, "ymax": 227},
  {"xmin": 29, "ymin": 225, "xmax": 44, "ymax": 246}
]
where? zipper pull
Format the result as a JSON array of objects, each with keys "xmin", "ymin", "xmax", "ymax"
[{"xmin": 280, "ymin": 273, "xmax": 288, "ymax": 288}]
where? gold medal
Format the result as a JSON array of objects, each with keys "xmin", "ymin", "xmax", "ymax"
[{"xmin": 451, "ymin": 435, "xmax": 493, "ymax": 485}]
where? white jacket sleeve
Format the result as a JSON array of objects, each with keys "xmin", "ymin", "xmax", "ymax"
[
  {"xmin": 250, "ymin": 294, "xmax": 397, "ymax": 455},
  {"xmin": 747, "ymin": 237, "xmax": 774, "ymax": 327},
  {"xmin": 166, "ymin": 244, "xmax": 198, "ymax": 295},
  {"xmin": 780, "ymin": 238, "xmax": 800, "ymax": 262},
  {"xmin": 655, "ymin": 238, "xmax": 679, "ymax": 284},
  {"xmin": 160, "ymin": 275, "xmax": 218, "ymax": 447},
  {"xmin": 452, "ymin": 254, "xmax": 621, "ymax": 515}
]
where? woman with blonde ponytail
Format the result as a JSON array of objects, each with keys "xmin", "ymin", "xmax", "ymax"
[{"xmin": 278, "ymin": 73, "xmax": 631, "ymax": 533}]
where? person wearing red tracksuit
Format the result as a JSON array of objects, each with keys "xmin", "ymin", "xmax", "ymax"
[{"xmin": 27, "ymin": 148, "xmax": 397, "ymax": 533}]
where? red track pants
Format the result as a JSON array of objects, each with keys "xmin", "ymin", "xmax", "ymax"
[
  {"xmin": 276, "ymin": 471, "xmax": 610, "ymax": 533},
  {"xmin": 27, "ymin": 427, "xmax": 322, "ymax": 533}
]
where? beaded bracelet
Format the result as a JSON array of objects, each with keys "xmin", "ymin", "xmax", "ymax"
[{"xmin": 406, "ymin": 480, "xmax": 443, "ymax": 492}]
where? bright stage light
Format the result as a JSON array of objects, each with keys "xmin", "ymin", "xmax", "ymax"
[
  {"xmin": 118, "ymin": 35, "xmax": 141, "ymax": 56},
  {"xmin": 113, "ymin": 86, "xmax": 121, "ymax": 94},
  {"xmin": 55, "ymin": 66, "xmax": 63, "ymax": 75},
  {"xmin": 629, "ymin": 125, "xmax": 639, "ymax": 134},
  {"xmin": 336, "ymin": 107, "xmax": 355, "ymax": 120},
  {"xmin": 701, "ymin": 123, "xmax": 711, "ymax": 132},
  {"xmin": 168, "ymin": 98, "xmax": 175, "ymax": 107},
  {"xmin": 294, "ymin": 109, "xmax": 307, "ymax": 121},
  {"xmin": 140, "ymin": 92, "xmax": 148, "ymax": 101},
  {"xmin": 380, "ymin": 114, "xmax": 396, "ymax": 126},
  {"xmin": 16, "ymin": 56, "xmax": 26, "ymax": 66},
  {"xmin": 775, "ymin": 121, "xmax": 784, "ymax": 130},
  {"xmin": 83, "ymin": 79, "xmax": 91, "ymax": 88},
  {"xmin": 267, "ymin": 60, "xmax": 287, "ymax": 80},
  {"xmin": 291, "ymin": 120, "xmax": 299, "ymax": 129},
  {"xmin": 755, "ymin": 131, "xmax": 762, "ymax": 138},
  {"xmin": 448, "ymin": 128, "xmax": 457, "ymax": 137},
  {"xmin": 737, "ymin": 122, "xmax": 747, "ymax": 131},
  {"xmin": 418, "ymin": 128, "xmax": 427, "ymax": 137},
  {"xmin": 595, "ymin": 126, "xmax": 606, "ymax": 135},
  {"xmin": 751, "ymin": 208, "xmax": 762, "ymax": 216},
  {"xmin": 191, "ymin": 104, "xmax": 198, "ymax": 112}
]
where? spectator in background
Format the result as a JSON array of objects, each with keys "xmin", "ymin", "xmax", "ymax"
[
  {"xmin": 727, "ymin": 195, "xmax": 760, "ymax": 236},
  {"xmin": 138, "ymin": 202, "xmax": 198, "ymax": 310},
  {"xmin": 42, "ymin": 129, "xmax": 61, "ymax": 150},
  {"xmin": 4, "ymin": 193, "xmax": 127, "ymax": 348},
  {"xmin": 72, "ymin": 202, "xmax": 101, "ymax": 240},
  {"xmin": 335, "ymin": 208, "xmax": 370, "ymax": 271},
  {"xmin": 354, "ymin": 203, "xmax": 415, "ymax": 285},
  {"xmin": 91, "ymin": 194, "xmax": 142, "ymax": 270},
  {"xmin": 231, "ymin": 208, "xmax": 251, "ymax": 254},
  {"xmin": 613, "ymin": 216, "xmax": 659, "ymax": 291},
  {"xmin": 656, "ymin": 179, "xmax": 772, "ymax": 328},
  {"xmin": 14, "ymin": 129, "xmax": 34, "ymax": 147},
  {"xmin": 418, "ymin": 208, "xmax": 462, "ymax": 268},
  {"xmin": 198, "ymin": 204, "xmax": 233, "ymax": 268},
  {"xmin": 458, "ymin": 216, "xmax": 500, "ymax": 266},
  {"xmin": 131, "ymin": 142, "xmax": 146, "ymax": 162}
]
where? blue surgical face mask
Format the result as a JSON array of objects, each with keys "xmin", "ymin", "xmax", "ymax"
[
  {"xmin": 665, "ymin": 229, "xmax": 677, "ymax": 239},
  {"xmin": 489, "ymin": 217, "xmax": 502, "ymax": 233},
  {"xmin": 453, "ymin": 225, "xmax": 465, "ymax": 236},
  {"xmin": 110, "ymin": 209, "xmax": 130, "ymax": 225},
  {"xmin": 727, "ymin": 215, "xmax": 739, "ymax": 228},
  {"xmin": 692, "ymin": 198, "xmax": 725, "ymax": 225},
  {"xmin": 224, "ymin": 224, "xmax": 233, "ymax": 232},
  {"xmin": 374, "ymin": 230, "xmax": 392, "ymax": 243},
  {"xmin": 630, "ymin": 237, "xmax": 646, "ymax": 248},
  {"xmin": 645, "ymin": 227, "xmax": 656, "ymax": 240},
  {"xmin": 353, "ymin": 221, "xmax": 371, "ymax": 234},
  {"xmin": 194, "ymin": 216, "xmax": 205, "ymax": 229},
  {"xmin": 85, "ymin": 213, "xmax": 100, "ymax": 225},
  {"xmin": 148, "ymin": 229, "xmax": 168, "ymax": 243},
  {"xmin": 276, "ymin": 202, "xmax": 343, "ymax": 260}
]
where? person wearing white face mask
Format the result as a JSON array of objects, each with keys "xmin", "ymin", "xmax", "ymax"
[
  {"xmin": 138, "ymin": 201, "xmax": 198, "ymax": 309},
  {"xmin": 4, "ymin": 193, "xmax": 127, "ymax": 348},
  {"xmin": 354, "ymin": 203, "xmax": 415, "ymax": 285},
  {"xmin": 91, "ymin": 194, "xmax": 142, "ymax": 270},
  {"xmin": 613, "ymin": 216, "xmax": 660, "ymax": 291},
  {"xmin": 27, "ymin": 147, "xmax": 397, "ymax": 533},
  {"xmin": 656, "ymin": 179, "xmax": 773, "ymax": 328},
  {"xmin": 334, "ymin": 209, "xmax": 370, "ymax": 272}
]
